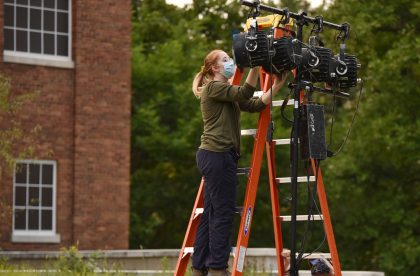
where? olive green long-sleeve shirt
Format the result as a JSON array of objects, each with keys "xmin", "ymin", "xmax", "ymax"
[{"xmin": 199, "ymin": 80, "xmax": 267, "ymax": 153}]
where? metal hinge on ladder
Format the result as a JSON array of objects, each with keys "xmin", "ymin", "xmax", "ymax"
[
  {"xmin": 276, "ymin": 176, "xmax": 316, "ymax": 183},
  {"xmin": 280, "ymin": 214, "xmax": 323, "ymax": 221},
  {"xmin": 237, "ymin": 167, "xmax": 250, "ymax": 176}
]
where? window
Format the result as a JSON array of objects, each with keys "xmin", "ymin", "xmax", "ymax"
[
  {"xmin": 12, "ymin": 160, "xmax": 60, "ymax": 243},
  {"xmin": 3, "ymin": 0, "xmax": 73, "ymax": 68}
]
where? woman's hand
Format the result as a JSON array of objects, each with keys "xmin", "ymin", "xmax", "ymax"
[
  {"xmin": 273, "ymin": 71, "xmax": 289, "ymax": 90},
  {"xmin": 261, "ymin": 70, "xmax": 290, "ymax": 105},
  {"xmin": 245, "ymin": 66, "xmax": 260, "ymax": 88}
]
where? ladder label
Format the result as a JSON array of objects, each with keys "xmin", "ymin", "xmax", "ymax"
[
  {"xmin": 244, "ymin": 206, "xmax": 252, "ymax": 236},
  {"xmin": 236, "ymin": 246, "xmax": 247, "ymax": 273}
]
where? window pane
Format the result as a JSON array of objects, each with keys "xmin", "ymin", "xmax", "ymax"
[
  {"xmin": 4, "ymin": 29, "xmax": 14, "ymax": 50},
  {"xmin": 41, "ymin": 188, "xmax": 52, "ymax": 207},
  {"xmin": 5, "ymin": 0, "xmax": 15, "ymax": 3},
  {"xmin": 15, "ymin": 163, "xmax": 27, "ymax": 184},
  {"xmin": 17, "ymin": 0, "xmax": 29, "ymax": 4},
  {"xmin": 30, "ymin": 32, "xmax": 42, "ymax": 53},
  {"xmin": 44, "ymin": 10, "xmax": 55, "ymax": 31},
  {"xmin": 57, "ymin": 35, "xmax": 68, "ymax": 56},
  {"xmin": 16, "ymin": 7, "xmax": 28, "ymax": 28},
  {"xmin": 42, "ymin": 164, "xmax": 53, "ymax": 185},
  {"xmin": 30, "ymin": 8, "xmax": 41, "ymax": 29},
  {"xmin": 57, "ymin": 0, "xmax": 68, "ymax": 10},
  {"xmin": 4, "ymin": 5, "xmax": 14, "ymax": 27},
  {"xmin": 44, "ymin": 0, "xmax": 55, "ymax": 9},
  {"xmin": 29, "ymin": 164, "xmax": 40, "ymax": 184},
  {"xmin": 57, "ymin": 12, "xmax": 68, "ymax": 33},
  {"xmin": 28, "ymin": 209, "xmax": 39, "ymax": 230},
  {"xmin": 16, "ymin": 30, "xmax": 28, "ymax": 52},
  {"xmin": 29, "ymin": 187, "xmax": 40, "ymax": 206},
  {"xmin": 14, "ymin": 209, "xmax": 27, "ymax": 230},
  {"xmin": 15, "ymin": 187, "xmax": 27, "ymax": 206},
  {"xmin": 43, "ymin": 33, "xmax": 55, "ymax": 54},
  {"xmin": 41, "ymin": 210, "xmax": 52, "ymax": 230},
  {"xmin": 30, "ymin": 0, "xmax": 42, "ymax": 7},
  {"xmin": 4, "ymin": 29, "xmax": 15, "ymax": 51}
]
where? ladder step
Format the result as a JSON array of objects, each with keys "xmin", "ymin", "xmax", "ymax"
[
  {"xmin": 273, "ymin": 139, "xmax": 291, "ymax": 145},
  {"xmin": 272, "ymin": 100, "xmax": 294, "ymax": 107},
  {"xmin": 194, "ymin": 207, "xmax": 243, "ymax": 218},
  {"xmin": 253, "ymin": 91, "xmax": 295, "ymax": 108},
  {"xmin": 276, "ymin": 176, "xmax": 316, "ymax": 184},
  {"xmin": 280, "ymin": 214, "xmax": 323, "ymax": 222},
  {"xmin": 182, "ymin": 247, "xmax": 194, "ymax": 258},
  {"xmin": 253, "ymin": 91, "xmax": 264, "ymax": 97},
  {"xmin": 241, "ymin": 129, "xmax": 257, "ymax": 136},
  {"xmin": 273, "ymin": 138, "xmax": 300, "ymax": 145},
  {"xmin": 184, "ymin": 247, "xmax": 238, "ymax": 258},
  {"xmin": 193, "ymin": 208, "xmax": 204, "ymax": 219},
  {"xmin": 236, "ymin": 167, "xmax": 250, "ymax": 175}
]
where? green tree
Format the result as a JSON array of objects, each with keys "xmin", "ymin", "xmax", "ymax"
[
  {"xmin": 0, "ymin": 75, "xmax": 42, "ymax": 242},
  {"xmin": 319, "ymin": 0, "xmax": 420, "ymax": 275},
  {"xmin": 130, "ymin": 1, "xmax": 420, "ymax": 275}
]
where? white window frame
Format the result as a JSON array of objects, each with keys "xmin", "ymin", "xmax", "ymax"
[
  {"xmin": 12, "ymin": 159, "xmax": 60, "ymax": 243},
  {"xmin": 3, "ymin": 0, "xmax": 74, "ymax": 69}
]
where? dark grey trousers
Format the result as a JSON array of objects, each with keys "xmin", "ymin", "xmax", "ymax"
[{"xmin": 192, "ymin": 148, "xmax": 238, "ymax": 270}]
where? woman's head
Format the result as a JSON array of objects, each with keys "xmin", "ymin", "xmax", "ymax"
[{"xmin": 192, "ymin": 50, "xmax": 234, "ymax": 98}]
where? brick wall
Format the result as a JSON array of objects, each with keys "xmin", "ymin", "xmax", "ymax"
[
  {"xmin": 72, "ymin": 0, "xmax": 131, "ymax": 249},
  {"xmin": 0, "ymin": 0, "xmax": 131, "ymax": 250}
]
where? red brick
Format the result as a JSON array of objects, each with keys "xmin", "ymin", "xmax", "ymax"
[{"xmin": 0, "ymin": 0, "xmax": 131, "ymax": 250}]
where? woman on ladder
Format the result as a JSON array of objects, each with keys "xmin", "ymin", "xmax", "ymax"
[{"xmin": 191, "ymin": 49, "xmax": 287, "ymax": 276}]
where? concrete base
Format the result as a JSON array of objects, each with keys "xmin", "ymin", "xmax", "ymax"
[{"xmin": 0, "ymin": 248, "xmax": 384, "ymax": 275}]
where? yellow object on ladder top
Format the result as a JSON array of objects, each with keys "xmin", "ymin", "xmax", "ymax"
[{"xmin": 244, "ymin": 14, "xmax": 294, "ymax": 31}]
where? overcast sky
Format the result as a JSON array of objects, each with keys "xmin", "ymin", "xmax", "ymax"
[{"xmin": 166, "ymin": 0, "xmax": 326, "ymax": 8}]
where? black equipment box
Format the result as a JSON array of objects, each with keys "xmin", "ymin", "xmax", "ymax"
[{"xmin": 299, "ymin": 104, "xmax": 327, "ymax": 160}]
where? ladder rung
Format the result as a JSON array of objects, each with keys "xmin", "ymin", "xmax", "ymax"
[
  {"xmin": 273, "ymin": 138, "xmax": 299, "ymax": 145},
  {"xmin": 195, "ymin": 207, "xmax": 243, "ymax": 218},
  {"xmin": 182, "ymin": 247, "xmax": 194, "ymax": 258},
  {"xmin": 276, "ymin": 176, "xmax": 316, "ymax": 184},
  {"xmin": 253, "ymin": 91, "xmax": 264, "ymax": 98},
  {"xmin": 252, "ymin": 91, "xmax": 295, "ymax": 108},
  {"xmin": 241, "ymin": 129, "xmax": 257, "ymax": 136},
  {"xmin": 193, "ymin": 208, "xmax": 204, "ymax": 219},
  {"xmin": 280, "ymin": 214, "xmax": 323, "ymax": 222},
  {"xmin": 236, "ymin": 167, "xmax": 250, "ymax": 175},
  {"xmin": 273, "ymin": 139, "xmax": 291, "ymax": 145},
  {"xmin": 296, "ymin": 252, "xmax": 331, "ymax": 259},
  {"xmin": 272, "ymin": 100, "xmax": 294, "ymax": 107},
  {"xmin": 183, "ymin": 247, "xmax": 239, "ymax": 258}
]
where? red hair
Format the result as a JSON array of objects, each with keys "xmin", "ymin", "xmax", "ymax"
[{"xmin": 192, "ymin": 49, "xmax": 223, "ymax": 98}]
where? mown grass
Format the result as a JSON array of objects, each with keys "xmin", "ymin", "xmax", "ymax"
[{"xmin": 0, "ymin": 246, "xmax": 274, "ymax": 275}]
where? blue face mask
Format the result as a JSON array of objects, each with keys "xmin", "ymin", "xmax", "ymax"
[{"xmin": 222, "ymin": 59, "xmax": 235, "ymax": 79}]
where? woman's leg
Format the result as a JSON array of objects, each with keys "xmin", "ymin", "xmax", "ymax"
[
  {"xmin": 206, "ymin": 151, "xmax": 237, "ymax": 269},
  {"xmin": 192, "ymin": 182, "xmax": 211, "ymax": 270},
  {"xmin": 192, "ymin": 149, "xmax": 212, "ymax": 270}
]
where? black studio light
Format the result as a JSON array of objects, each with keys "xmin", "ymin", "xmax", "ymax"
[{"xmin": 232, "ymin": 28, "xmax": 361, "ymax": 89}]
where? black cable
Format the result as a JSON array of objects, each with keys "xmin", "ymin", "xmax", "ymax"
[
  {"xmin": 329, "ymin": 80, "xmax": 364, "ymax": 156},
  {"xmin": 280, "ymin": 88, "xmax": 294, "ymax": 124},
  {"xmin": 266, "ymin": 26, "xmax": 275, "ymax": 143},
  {"xmin": 296, "ymin": 159, "xmax": 320, "ymax": 264},
  {"xmin": 327, "ymin": 91, "xmax": 337, "ymax": 148},
  {"xmin": 247, "ymin": 7, "xmax": 254, "ymax": 19},
  {"xmin": 296, "ymin": 160, "xmax": 316, "ymax": 264},
  {"xmin": 303, "ymin": 161, "xmax": 327, "ymax": 260},
  {"xmin": 299, "ymin": 160, "xmax": 328, "ymax": 262}
]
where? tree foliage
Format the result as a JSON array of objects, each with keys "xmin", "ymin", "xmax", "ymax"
[
  {"xmin": 130, "ymin": 0, "xmax": 419, "ymax": 274},
  {"xmin": 0, "ymin": 75, "xmax": 41, "ymax": 173}
]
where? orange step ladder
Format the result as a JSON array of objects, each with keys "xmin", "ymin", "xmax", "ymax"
[{"xmin": 174, "ymin": 27, "xmax": 342, "ymax": 276}]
